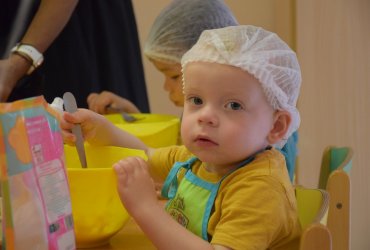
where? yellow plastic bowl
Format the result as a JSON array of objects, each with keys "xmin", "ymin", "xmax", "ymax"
[
  {"xmin": 64, "ymin": 144, "xmax": 146, "ymax": 248},
  {"xmin": 104, "ymin": 113, "xmax": 180, "ymax": 148}
]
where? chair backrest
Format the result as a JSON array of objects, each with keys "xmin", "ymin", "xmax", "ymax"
[
  {"xmin": 296, "ymin": 186, "xmax": 332, "ymax": 250},
  {"xmin": 300, "ymin": 223, "xmax": 332, "ymax": 250},
  {"xmin": 318, "ymin": 146, "xmax": 353, "ymax": 189},
  {"xmin": 317, "ymin": 146, "xmax": 353, "ymax": 250},
  {"xmin": 326, "ymin": 169, "xmax": 351, "ymax": 250},
  {"xmin": 296, "ymin": 186, "xmax": 329, "ymax": 229}
]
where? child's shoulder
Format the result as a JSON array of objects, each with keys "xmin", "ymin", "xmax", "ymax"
[
  {"xmin": 245, "ymin": 148, "xmax": 287, "ymax": 175},
  {"xmin": 223, "ymin": 148, "xmax": 296, "ymax": 207},
  {"xmin": 225, "ymin": 148, "xmax": 292, "ymax": 189}
]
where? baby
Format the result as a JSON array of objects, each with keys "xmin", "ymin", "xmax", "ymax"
[{"xmin": 62, "ymin": 25, "xmax": 302, "ymax": 249}]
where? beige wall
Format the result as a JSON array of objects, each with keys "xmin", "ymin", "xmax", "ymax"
[{"xmin": 296, "ymin": 0, "xmax": 370, "ymax": 249}]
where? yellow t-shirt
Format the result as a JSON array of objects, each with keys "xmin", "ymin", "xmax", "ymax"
[{"xmin": 149, "ymin": 145, "xmax": 301, "ymax": 250}]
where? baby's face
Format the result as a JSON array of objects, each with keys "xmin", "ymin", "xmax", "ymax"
[
  {"xmin": 151, "ymin": 60, "xmax": 184, "ymax": 107},
  {"xmin": 181, "ymin": 62, "xmax": 275, "ymax": 173}
]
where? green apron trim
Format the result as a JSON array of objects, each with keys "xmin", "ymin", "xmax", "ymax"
[{"xmin": 161, "ymin": 150, "xmax": 263, "ymax": 241}]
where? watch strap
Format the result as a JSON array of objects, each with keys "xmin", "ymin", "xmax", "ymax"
[{"xmin": 11, "ymin": 43, "xmax": 44, "ymax": 74}]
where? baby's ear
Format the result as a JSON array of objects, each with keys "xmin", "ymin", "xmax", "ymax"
[{"xmin": 267, "ymin": 111, "xmax": 291, "ymax": 144}]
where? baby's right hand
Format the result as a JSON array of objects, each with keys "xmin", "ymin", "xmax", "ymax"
[
  {"xmin": 114, "ymin": 157, "xmax": 158, "ymax": 218},
  {"xmin": 60, "ymin": 108, "xmax": 100, "ymax": 145}
]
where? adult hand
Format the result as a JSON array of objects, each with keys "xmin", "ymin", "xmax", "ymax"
[
  {"xmin": 87, "ymin": 91, "xmax": 140, "ymax": 114},
  {"xmin": 0, "ymin": 57, "xmax": 28, "ymax": 101}
]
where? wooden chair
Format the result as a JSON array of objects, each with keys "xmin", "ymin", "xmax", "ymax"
[
  {"xmin": 318, "ymin": 146, "xmax": 353, "ymax": 189},
  {"xmin": 319, "ymin": 146, "xmax": 353, "ymax": 250},
  {"xmin": 296, "ymin": 186, "xmax": 332, "ymax": 250}
]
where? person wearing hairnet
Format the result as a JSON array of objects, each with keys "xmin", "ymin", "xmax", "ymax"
[
  {"xmin": 88, "ymin": 0, "xmax": 298, "ymax": 181},
  {"xmin": 61, "ymin": 25, "xmax": 302, "ymax": 249},
  {"xmin": 87, "ymin": 0, "xmax": 238, "ymax": 112}
]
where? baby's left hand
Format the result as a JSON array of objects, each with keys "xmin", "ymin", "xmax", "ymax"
[{"xmin": 113, "ymin": 157, "xmax": 158, "ymax": 218}]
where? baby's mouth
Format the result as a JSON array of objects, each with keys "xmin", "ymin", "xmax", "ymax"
[{"xmin": 194, "ymin": 135, "xmax": 218, "ymax": 146}]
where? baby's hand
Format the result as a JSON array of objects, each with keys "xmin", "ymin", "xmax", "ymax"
[
  {"xmin": 87, "ymin": 91, "xmax": 118, "ymax": 114},
  {"xmin": 87, "ymin": 91, "xmax": 140, "ymax": 114},
  {"xmin": 59, "ymin": 108, "xmax": 100, "ymax": 145},
  {"xmin": 114, "ymin": 157, "xmax": 158, "ymax": 218}
]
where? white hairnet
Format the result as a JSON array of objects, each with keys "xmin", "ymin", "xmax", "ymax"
[
  {"xmin": 181, "ymin": 25, "xmax": 301, "ymax": 148},
  {"xmin": 144, "ymin": 0, "xmax": 238, "ymax": 63}
]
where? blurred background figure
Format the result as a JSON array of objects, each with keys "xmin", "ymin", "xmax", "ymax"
[
  {"xmin": 87, "ymin": 0, "xmax": 238, "ymax": 114},
  {"xmin": 0, "ymin": 0, "xmax": 149, "ymax": 110}
]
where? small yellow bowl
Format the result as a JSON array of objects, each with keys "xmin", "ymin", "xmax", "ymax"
[
  {"xmin": 104, "ymin": 113, "xmax": 180, "ymax": 148},
  {"xmin": 64, "ymin": 144, "xmax": 146, "ymax": 248}
]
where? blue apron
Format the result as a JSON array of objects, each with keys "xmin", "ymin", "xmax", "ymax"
[{"xmin": 161, "ymin": 152, "xmax": 260, "ymax": 241}]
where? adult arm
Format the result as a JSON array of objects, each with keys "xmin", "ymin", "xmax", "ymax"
[{"xmin": 0, "ymin": 0, "xmax": 79, "ymax": 101}]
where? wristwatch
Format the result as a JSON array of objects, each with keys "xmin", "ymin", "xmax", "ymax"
[{"xmin": 11, "ymin": 43, "xmax": 44, "ymax": 75}]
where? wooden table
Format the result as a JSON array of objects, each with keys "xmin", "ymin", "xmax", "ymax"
[
  {"xmin": 85, "ymin": 217, "xmax": 156, "ymax": 250},
  {"xmin": 0, "ymin": 218, "xmax": 155, "ymax": 250},
  {"xmin": 82, "ymin": 200, "xmax": 168, "ymax": 250},
  {"xmin": 0, "ymin": 201, "xmax": 164, "ymax": 249}
]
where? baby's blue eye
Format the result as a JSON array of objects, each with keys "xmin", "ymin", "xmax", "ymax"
[
  {"xmin": 226, "ymin": 102, "xmax": 242, "ymax": 110},
  {"xmin": 190, "ymin": 97, "xmax": 203, "ymax": 105}
]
